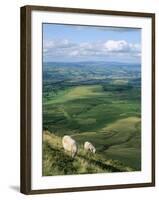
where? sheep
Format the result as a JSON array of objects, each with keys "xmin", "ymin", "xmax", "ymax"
[
  {"xmin": 84, "ymin": 141, "xmax": 96, "ymax": 154},
  {"xmin": 62, "ymin": 135, "xmax": 78, "ymax": 158}
]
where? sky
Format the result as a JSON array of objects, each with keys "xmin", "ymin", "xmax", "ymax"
[{"xmin": 43, "ymin": 23, "xmax": 141, "ymax": 63}]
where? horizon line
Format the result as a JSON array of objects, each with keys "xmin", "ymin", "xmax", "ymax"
[{"xmin": 43, "ymin": 60, "xmax": 141, "ymax": 65}]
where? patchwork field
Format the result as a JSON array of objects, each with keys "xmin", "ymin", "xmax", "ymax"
[{"xmin": 42, "ymin": 62, "xmax": 141, "ymax": 175}]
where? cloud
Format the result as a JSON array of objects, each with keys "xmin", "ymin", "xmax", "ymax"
[
  {"xmin": 104, "ymin": 40, "xmax": 129, "ymax": 52},
  {"xmin": 103, "ymin": 40, "xmax": 140, "ymax": 53},
  {"xmin": 44, "ymin": 39, "xmax": 76, "ymax": 49},
  {"xmin": 74, "ymin": 25, "xmax": 141, "ymax": 33},
  {"xmin": 43, "ymin": 39, "xmax": 141, "ymax": 61},
  {"xmin": 96, "ymin": 27, "xmax": 141, "ymax": 32}
]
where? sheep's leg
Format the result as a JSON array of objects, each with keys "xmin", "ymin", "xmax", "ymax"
[
  {"xmin": 63, "ymin": 148, "xmax": 67, "ymax": 154},
  {"xmin": 71, "ymin": 151, "xmax": 75, "ymax": 158},
  {"xmin": 72, "ymin": 149, "xmax": 77, "ymax": 158}
]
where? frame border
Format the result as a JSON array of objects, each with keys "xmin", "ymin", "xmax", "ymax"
[{"xmin": 20, "ymin": 5, "xmax": 155, "ymax": 195}]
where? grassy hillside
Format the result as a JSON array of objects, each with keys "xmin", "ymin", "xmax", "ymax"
[
  {"xmin": 42, "ymin": 62, "xmax": 141, "ymax": 175},
  {"xmin": 73, "ymin": 117, "xmax": 141, "ymax": 170},
  {"xmin": 43, "ymin": 131, "xmax": 133, "ymax": 176}
]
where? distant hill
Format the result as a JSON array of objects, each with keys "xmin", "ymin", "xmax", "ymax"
[
  {"xmin": 42, "ymin": 61, "xmax": 141, "ymax": 175},
  {"xmin": 43, "ymin": 61, "xmax": 141, "ymax": 69},
  {"xmin": 42, "ymin": 61, "xmax": 141, "ymax": 88}
]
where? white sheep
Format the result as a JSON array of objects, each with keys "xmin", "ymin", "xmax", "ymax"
[
  {"xmin": 84, "ymin": 141, "xmax": 96, "ymax": 154},
  {"xmin": 62, "ymin": 135, "xmax": 78, "ymax": 158}
]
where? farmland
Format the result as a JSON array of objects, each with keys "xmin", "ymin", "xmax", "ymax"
[{"xmin": 42, "ymin": 61, "xmax": 141, "ymax": 175}]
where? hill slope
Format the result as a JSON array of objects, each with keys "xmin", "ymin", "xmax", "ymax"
[{"xmin": 42, "ymin": 131, "xmax": 133, "ymax": 176}]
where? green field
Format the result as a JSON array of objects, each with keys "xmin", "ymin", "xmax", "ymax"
[
  {"xmin": 43, "ymin": 131, "xmax": 133, "ymax": 176},
  {"xmin": 42, "ymin": 63, "xmax": 141, "ymax": 176}
]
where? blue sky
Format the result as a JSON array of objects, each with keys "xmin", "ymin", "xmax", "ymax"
[{"xmin": 43, "ymin": 23, "xmax": 141, "ymax": 63}]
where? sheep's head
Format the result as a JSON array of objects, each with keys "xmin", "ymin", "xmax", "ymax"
[
  {"xmin": 72, "ymin": 144, "xmax": 78, "ymax": 158},
  {"xmin": 91, "ymin": 146, "xmax": 96, "ymax": 154},
  {"xmin": 93, "ymin": 148, "xmax": 96, "ymax": 154}
]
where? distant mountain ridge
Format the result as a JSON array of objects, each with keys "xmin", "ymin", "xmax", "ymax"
[{"xmin": 43, "ymin": 61, "xmax": 141, "ymax": 68}]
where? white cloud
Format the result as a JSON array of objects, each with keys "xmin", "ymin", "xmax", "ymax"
[
  {"xmin": 44, "ymin": 39, "xmax": 76, "ymax": 49},
  {"xmin": 104, "ymin": 40, "xmax": 129, "ymax": 52},
  {"xmin": 74, "ymin": 26, "xmax": 141, "ymax": 33},
  {"xmin": 69, "ymin": 50, "xmax": 79, "ymax": 56},
  {"xmin": 43, "ymin": 39, "xmax": 141, "ymax": 60},
  {"xmin": 102, "ymin": 40, "xmax": 141, "ymax": 55}
]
